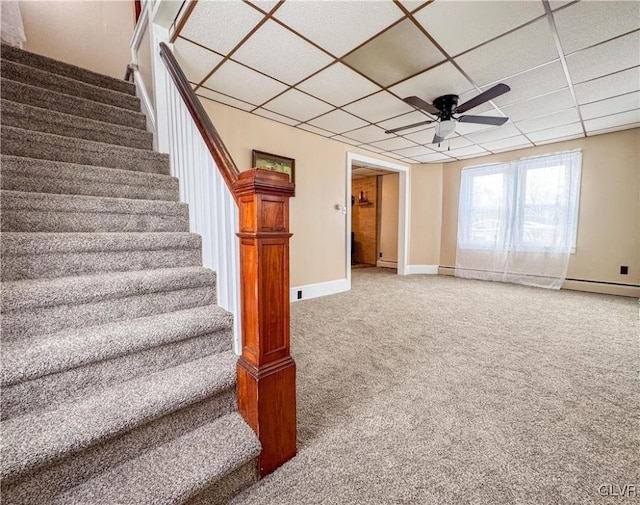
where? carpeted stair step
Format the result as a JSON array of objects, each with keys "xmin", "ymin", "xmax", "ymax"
[
  {"xmin": 1, "ymin": 78, "xmax": 147, "ymax": 130},
  {"xmin": 1, "ymin": 266, "xmax": 216, "ymax": 340},
  {"xmin": 1, "ymin": 231, "xmax": 200, "ymax": 281},
  {"xmin": 1, "ymin": 127, "xmax": 169, "ymax": 174},
  {"xmin": 0, "ymin": 155, "xmax": 179, "ymax": 203},
  {"xmin": 1, "ymin": 100, "xmax": 153, "ymax": 150},
  {"xmin": 0, "ymin": 190, "xmax": 189, "ymax": 233},
  {"xmin": 1, "ymin": 44, "xmax": 136, "ymax": 95},
  {"xmin": 54, "ymin": 413, "xmax": 260, "ymax": 505},
  {"xmin": 0, "ymin": 351, "xmax": 240, "ymax": 489},
  {"xmin": 1, "ymin": 59, "xmax": 140, "ymax": 111},
  {"xmin": 1, "ymin": 305, "xmax": 233, "ymax": 419}
]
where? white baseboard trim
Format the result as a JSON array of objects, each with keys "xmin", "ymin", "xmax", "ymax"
[
  {"xmin": 405, "ymin": 265, "xmax": 439, "ymax": 275},
  {"xmin": 376, "ymin": 259, "xmax": 397, "ymax": 269},
  {"xmin": 290, "ymin": 278, "xmax": 350, "ymax": 303}
]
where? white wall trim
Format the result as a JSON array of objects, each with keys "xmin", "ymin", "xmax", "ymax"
[
  {"xmin": 377, "ymin": 259, "xmax": 398, "ymax": 269},
  {"xmin": 406, "ymin": 265, "xmax": 439, "ymax": 275},
  {"xmin": 290, "ymin": 278, "xmax": 350, "ymax": 303},
  {"xmin": 345, "ymin": 152, "xmax": 410, "ymax": 285}
]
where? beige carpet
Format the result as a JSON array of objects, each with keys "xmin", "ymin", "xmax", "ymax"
[{"xmin": 231, "ymin": 268, "xmax": 639, "ymax": 505}]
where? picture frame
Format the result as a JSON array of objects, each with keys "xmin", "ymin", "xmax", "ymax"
[{"xmin": 251, "ymin": 150, "xmax": 295, "ymax": 187}]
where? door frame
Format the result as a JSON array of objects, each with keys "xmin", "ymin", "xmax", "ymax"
[{"xmin": 346, "ymin": 152, "xmax": 409, "ymax": 286}]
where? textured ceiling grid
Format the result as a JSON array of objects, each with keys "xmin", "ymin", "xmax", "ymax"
[{"xmin": 173, "ymin": 0, "xmax": 640, "ymax": 164}]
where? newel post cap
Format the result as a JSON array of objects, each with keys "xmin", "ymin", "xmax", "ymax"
[{"xmin": 232, "ymin": 168, "xmax": 295, "ymax": 198}]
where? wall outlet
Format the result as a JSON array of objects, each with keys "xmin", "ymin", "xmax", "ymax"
[
  {"xmin": 297, "ymin": 290, "xmax": 302, "ymax": 300},
  {"xmin": 379, "ymin": 252, "xmax": 382, "ymax": 258},
  {"xmin": 620, "ymin": 265, "xmax": 628, "ymax": 275}
]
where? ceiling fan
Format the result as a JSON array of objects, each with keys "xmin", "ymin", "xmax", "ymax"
[{"xmin": 385, "ymin": 83, "xmax": 511, "ymax": 144}]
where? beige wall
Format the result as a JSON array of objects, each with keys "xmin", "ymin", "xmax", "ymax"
[
  {"xmin": 379, "ymin": 173, "xmax": 399, "ymax": 263},
  {"xmin": 200, "ymin": 99, "xmax": 402, "ymax": 287},
  {"xmin": 409, "ymin": 163, "xmax": 443, "ymax": 266},
  {"xmin": 20, "ymin": 0, "xmax": 134, "ymax": 78},
  {"xmin": 440, "ymin": 128, "xmax": 640, "ymax": 292}
]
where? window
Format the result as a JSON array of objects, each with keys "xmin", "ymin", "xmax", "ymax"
[{"xmin": 458, "ymin": 150, "xmax": 582, "ymax": 253}]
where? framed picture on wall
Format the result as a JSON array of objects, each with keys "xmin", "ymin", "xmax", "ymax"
[{"xmin": 252, "ymin": 150, "xmax": 295, "ymax": 186}]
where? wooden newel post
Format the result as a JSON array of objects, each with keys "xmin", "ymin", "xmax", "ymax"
[{"xmin": 233, "ymin": 168, "xmax": 296, "ymax": 477}]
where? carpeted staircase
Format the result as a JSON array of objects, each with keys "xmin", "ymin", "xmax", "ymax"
[{"xmin": 0, "ymin": 44, "xmax": 261, "ymax": 504}]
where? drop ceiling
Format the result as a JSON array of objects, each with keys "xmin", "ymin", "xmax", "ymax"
[{"xmin": 172, "ymin": 0, "xmax": 640, "ymax": 164}]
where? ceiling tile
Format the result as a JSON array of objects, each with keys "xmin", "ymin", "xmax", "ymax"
[
  {"xmin": 362, "ymin": 145, "xmax": 385, "ymax": 153},
  {"xmin": 464, "ymin": 123, "xmax": 522, "ymax": 144},
  {"xmin": 580, "ymin": 92, "xmax": 640, "ymax": 121},
  {"xmin": 446, "ymin": 145, "xmax": 489, "ymax": 158},
  {"xmin": 377, "ymin": 111, "xmax": 433, "ymax": 133},
  {"xmin": 273, "ymin": 1, "xmax": 403, "ymax": 57},
  {"xmin": 181, "ymin": 1, "xmax": 264, "ymax": 55},
  {"xmin": 233, "ymin": 20, "xmax": 334, "ymax": 85},
  {"xmin": 404, "ymin": 126, "xmax": 437, "ymax": 145},
  {"xmin": 528, "ymin": 123, "xmax": 583, "ymax": 143},
  {"xmin": 342, "ymin": 125, "xmax": 388, "ymax": 143},
  {"xmin": 401, "ymin": 158, "xmax": 420, "ymax": 163},
  {"xmin": 297, "ymin": 124, "xmax": 334, "ymax": 137},
  {"xmin": 414, "ymin": 1, "xmax": 544, "ymax": 56},
  {"xmin": 174, "ymin": 38, "xmax": 223, "ymax": 84},
  {"xmin": 245, "ymin": 0, "xmax": 279, "ymax": 13},
  {"xmin": 332, "ymin": 135, "xmax": 362, "ymax": 146},
  {"xmin": 253, "ymin": 108, "xmax": 300, "ymax": 126},
  {"xmin": 454, "ymin": 19, "xmax": 558, "ymax": 86},
  {"xmin": 535, "ymin": 134, "xmax": 583, "ymax": 146},
  {"xmin": 565, "ymin": 31, "xmax": 640, "ymax": 84},
  {"xmin": 382, "ymin": 151, "xmax": 406, "ymax": 160},
  {"xmin": 584, "ymin": 109, "xmax": 640, "ymax": 132},
  {"xmin": 574, "ymin": 67, "xmax": 640, "ymax": 105},
  {"xmin": 548, "ymin": 1, "xmax": 576, "ymax": 10},
  {"xmin": 197, "ymin": 88, "xmax": 255, "ymax": 112},
  {"xmin": 553, "ymin": 1, "xmax": 640, "ymax": 54},
  {"xmin": 389, "ymin": 62, "xmax": 474, "ymax": 105},
  {"xmin": 586, "ymin": 122, "xmax": 640, "ymax": 136},
  {"xmin": 413, "ymin": 152, "xmax": 454, "ymax": 163},
  {"xmin": 343, "ymin": 91, "xmax": 413, "ymax": 123},
  {"xmin": 482, "ymin": 135, "xmax": 533, "ymax": 152},
  {"xmin": 343, "ymin": 19, "xmax": 446, "ymax": 87},
  {"xmin": 430, "ymin": 135, "xmax": 474, "ymax": 151},
  {"xmin": 485, "ymin": 61, "xmax": 569, "ymax": 108},
  {"xmin": 398, "ymin": 1, "xmax": 430, "ymax": 13},
  {"xmin": 203, "ymin": 60, "xmax": 288, "ymax": 105},
  {"xmin": 501, "ymin": 88, "xmax": 574, "ymax": 122},
  {"xmin": 308, "ymin": 109, "xmax": 368, "ymax": 133},
  {"xmin": 296, "ymin": 63, "xmax": 380, "ymax": 107},
  {"xmin": 392, "ymin": 145, "xmax": 435, "ymax": 157},
  {"xmin": 370, "ymin": 137, "xmax": 417, "ymax": 151},
  {"xmin": 516, "ymin": 108, "xmax": 581, "ymax": 133},
  {"xmin": 263, "ymin": 89, "xmax": 333, "ymax": 122}
]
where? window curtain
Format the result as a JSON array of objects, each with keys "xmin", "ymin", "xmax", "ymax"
[{"xmin": 456, "ymin": 150, "xmax": 582, "ymax": 289}]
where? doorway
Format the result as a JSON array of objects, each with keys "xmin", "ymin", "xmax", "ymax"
[{"xmin": 346, "ymin": 153, "xmax": 409, "ymax": 286}]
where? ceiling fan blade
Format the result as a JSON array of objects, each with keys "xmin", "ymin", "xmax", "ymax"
[
  {"xmin": 404, "ymin": 96, "xmax": 440, "ymax": 115},
  {"xmin": 384, "ymin": 119, "xmax": 435, "ymax": 134},
  {"xmin": 432, "ymin": 133, "xmax": 445, "ymax": 144},
  {"xmin": 457, "ymin": 115, "xmax": 509, "ymax": 126},
  {"xmin": 455, "ymin": 83, "xmax": 511, "ymax": 113}
]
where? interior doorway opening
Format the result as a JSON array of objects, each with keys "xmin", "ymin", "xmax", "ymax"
[{"xmin": 346, "ymin": 153, "xmax": 409, "ymax": 286}]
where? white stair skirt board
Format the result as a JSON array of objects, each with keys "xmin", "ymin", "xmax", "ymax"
[
  {"xmin": 406, "ymin": 265, "xmax": 439, "ymax": 275},
  {"xmin": 377, "ymin": 259, "xmax": 398, "ymax": 269},
  {"xmin": 290, "ymin": 278, "xmax": 350, "ymax": 303}
]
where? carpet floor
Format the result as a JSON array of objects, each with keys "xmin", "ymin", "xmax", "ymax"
[{"xmin": 231, "ymin": 268, "xmax": 638, "ymax": 505}]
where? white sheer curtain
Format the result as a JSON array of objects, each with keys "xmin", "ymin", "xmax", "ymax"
[
  {"xmin": 1, "ymin": 1, "xmax": 26, "ymax": 48},
  {"xmin": 456, "ymin": 150, "xmax": 582, "ymax": 289}
]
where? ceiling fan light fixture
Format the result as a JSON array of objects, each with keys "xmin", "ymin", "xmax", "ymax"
[{"xmin": 436, "ymin": 119, "xmax": 456, "ymax": 139}]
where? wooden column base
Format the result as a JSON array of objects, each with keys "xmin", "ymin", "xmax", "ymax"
[{"xmin": 237, "ymin": 356, "xmax": 297, "ymax": 477}]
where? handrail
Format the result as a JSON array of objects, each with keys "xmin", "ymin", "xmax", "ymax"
[{"xmin": 159, "ymin": 42, "xmax": 240, "ymax": 199}]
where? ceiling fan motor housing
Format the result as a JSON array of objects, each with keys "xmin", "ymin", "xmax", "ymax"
[{"xmin": 433, "ymin": 94, "xmax": 459, "ymax": 119}]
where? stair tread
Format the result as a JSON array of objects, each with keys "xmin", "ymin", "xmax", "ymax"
[
  {"xmin": 54, "ymin": 412, "xmax": 259, "ymax": 505},
  {"xmin": 2, "ymin": 304, "xmax": 232, "ymax": 387},
  {"xmin": 1, "ymin": 59, "xmax": 140, "ymax": 111},
  {"xmin": 1, "ymin": 266, "xmax": 215, "ymax": 313},
  {"xmin": 1, "ymin": 351, "xmax": 239, "ymax": 480},
  {"xmin": 1, "ymin": 99, "xmax": 152, "ymax": 150},
  {"xmin": 1, "ymin": 78, "xmax": 146, "ymax": 130},
  {"xmin": 1, "ymin": 232, "xmax": 201, "ymax": 256},
  {"xmin": 1, "ymin": 189, "xmax": 186, "ymax": 215},
  {"xmin": 1, "ymin": 44, "xmax": 136, "ymax": 95}
]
